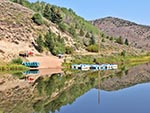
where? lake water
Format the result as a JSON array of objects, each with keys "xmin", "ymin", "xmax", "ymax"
[
  {"xmin": 0, "ymin": 63, "xmax": 150, "ymax": 113},
  {"xmin": 57, "ymin": 83, "xmax": 150, "ymax": 113}
]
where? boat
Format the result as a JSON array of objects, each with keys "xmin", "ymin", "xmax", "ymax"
[
  {"xmin": 71, "ymin": 64, "xmax": 91, "ymax": 71},
  {"xmin": 71, "ymin": 64, "xmax": 118, "ymax": 71},
  {"xmin": 22, "ymin": 62, "xmax": 40, "ymax": 68}
]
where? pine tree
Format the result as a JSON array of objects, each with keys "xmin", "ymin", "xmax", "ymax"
[
  {"xmin": 50, "ymin": 6, "xmax": 62, "ymax": 24},
  {"xmin": 90, "ymin": 35, "xmax": 96, "ymax": 45},
  {"xmin": 124, "ymin": 38, "xmax": 129, "ymax": 45},
  {"xmin": 79, "ymin": 29, "xmax": 84, "ymax": 36},
  {"xmin": 43, "ymin": 4, "xmax": 51, "ymax": 20},
  {"xmin": 85, "ymin": 32, "xmax": 90, "ymax": 38},
  {"xmin": 36, "ymin": 34, "xmax": 44, "ymax": 52}
]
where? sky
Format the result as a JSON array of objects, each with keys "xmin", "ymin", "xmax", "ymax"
[{"xmin": 29, "ymin": 0, "xmax": 150, "ymax": 25}]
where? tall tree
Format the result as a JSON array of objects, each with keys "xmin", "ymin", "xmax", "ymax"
[
  {"xmin": 43, "ymin": 4, "xmax": 51, "ymax": 20},
  {"xmin": 85, "ymin": 32, "xmax": 90, "ymax": 38},
  {"xmin": 50, "ymin": 6, "xmax": 62, "ymax": 24},
  {"xmin": 90, "ymin": 35, "xmax": 96, "ymax": 45},
  {"xmin": 79, "ymin": 29, "xmax": 84, "ymax": 36},
  {"xmin": 46, "ymin": 32, "xmax": 55, "ymax": 51},
  {"xmin": 124, "ymin": 38, "xmax": 129, "ymax": 45},
  {"xmin": 36, "ymin": 34, "xmax": 44, "ymax": 52}
]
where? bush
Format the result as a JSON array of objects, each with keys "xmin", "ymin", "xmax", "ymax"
[
  {"xmin": 85, "ymin": 32, "xmax": 90, "ymax": 38},
  {"xmin": 32, "ymin": 13, "xmax": 43, "ymax": 25},
  {"xmin": 44, "ymin": 31, "xmax": 66, "ymax": 55},
  {"xmin": 58, "ymin": 23, "xmax": 67, "ymax": 32},
  {"xmin": 89, "ymin": 35, "xmax": 96, "ymax": 45},
  {"xmin": 79, "ymin": 29, "xmax": 84, "ymax": 36},
  {"xmin": 101, "ymin": 38, "xmax": 105, "ymax": 42},
  {"xmin": 65, "ymin": 46, "xmax": 73, "ymax": 54},
  {"xmin": 36, "ymin": 34, "xmax": 44, "ymax": 52},
  {"xmin": 87, "ymin": 44, "xmax": 98, "ymax": 52},
  {"xmin": 116, "ymin": 36, "xmax": 123, "ymax": 44},
  {"xmin": 68, "ymin": 26, "xmax": 77, "ymax": 38},
  {"xmin": 11, "ymin": 58, "xmax": 23, "ymax": 64},
  {"xmin": 121, "ymin": 50, "xmax": 126, "ymax": 57},
  {"xmin": 110, "ymin": 37, "xmax": 114, "ymax": 41}
]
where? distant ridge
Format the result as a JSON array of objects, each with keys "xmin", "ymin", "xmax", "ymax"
[{"xmin": 91, "ymin": 16, "xmax": 150, "ymax": 51}]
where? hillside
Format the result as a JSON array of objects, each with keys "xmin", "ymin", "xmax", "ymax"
[
  {"xmin": 91, "ymin": 17, "xmax": 150, "ymax": 51},
  {"xmin": 0, "ymin": 0, "xmax": 144, "ymax": 62},
  {"xmin": 0, "ymin": 0, "xmax": 75, "ymax": 61}
]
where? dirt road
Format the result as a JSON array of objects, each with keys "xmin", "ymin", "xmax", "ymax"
[{"xmin": 27, "ymin": 56, "xmax": 63, "ymax": 69}]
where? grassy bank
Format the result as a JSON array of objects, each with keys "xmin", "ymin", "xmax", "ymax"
[
  {"xmin": 0, "ymin": 58, "xmax": 28, "ymax": 71},
  {"xmin": 69, "ymin": 54, "xmax": 150, "ymax": 66},
  {"xmin": 0, "ymin": 64, "xmax": 28, "ymax": 71},
  {"xmin": 97, "ymin": 55, "xmax": 150, "ymax": 64}
]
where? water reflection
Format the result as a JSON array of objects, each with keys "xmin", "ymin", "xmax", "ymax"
[{"xmin": 0, "ymin": 63, "xmax": 149, "ymax": 113}]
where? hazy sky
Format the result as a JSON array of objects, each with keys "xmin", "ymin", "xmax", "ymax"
[{"xmin": 29, "ymin": 0, "xmax": 150, "ymax": 25}]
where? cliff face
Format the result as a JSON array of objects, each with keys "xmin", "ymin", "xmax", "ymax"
[{"xmin": 91, "ymin": 17, "xmax": 150, "ymax": 51}]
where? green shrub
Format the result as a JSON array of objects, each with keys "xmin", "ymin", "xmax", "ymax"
[
  {"xmin": 101, "ymin": 38, "xmax": 105, "ymax": 42},
  {"xmin": 87, "ymin": 44, "xmax": 98, "ymax": 52},
  {"xmin": 0, "ymin": 64, "xmax": 28, "ymax": 71},
  {"xmin": 36, "ymin": 34, "xmax": 44, "ymax": 52},
  {"xmin": 110, "ymin": 37, "xmax": 114, "ymax": 41},
  {"xmin": 58, "ymin": 23, "xmax": 67, "ymax": 32},
  {"xmin": 44, "ymin": 31, "xmax": 65, "ymax": 55},
  {"xmin": 89, "ymin": 35, "xmax": 96, "ymax": 45},
  {"xmin": 65, "ymin": 46, "xmax": 74, "ymax": 54},
  {"xmin": 11, "ymin": 58, "xmax": 23, "ymax": 64},
  {"xmin": 121, "ymin": 50, "xmax": 126, "ymax": 57},
  {"xmin": 79, "ymin": 29, "xmax": 84, "ymax": 36},
  {"xmin": 69, "ymin": 26, "xmax": 77, "ymax": 38},
  {"xmin": 32, "ymin": 13, "xmax": 43, "ymax": 25},
  {"xmin": 116, "ymin": 36, "xmax": 123, "ymax": 44},
  {"xmin": 85, "ymin": 32, "xmax": 90, "ymax": 38}
]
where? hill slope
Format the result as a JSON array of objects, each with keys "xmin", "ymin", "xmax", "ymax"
[
  {"xmin": 91, "ymin": 17, "xmax": 150, "ymax": 51},
  {"xmin": 0, "ymin": 0, "xmax": 75, "ymax": 61},
  {"xmin": 0, "ymin": 1, "xmax": 144, "ymax": 61}
]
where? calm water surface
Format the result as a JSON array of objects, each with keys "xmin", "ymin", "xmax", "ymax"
[
  {"xmin": 57, "ymin": 83, "xmax": 150, "ymax": 113},
  {"xmin": 0, "ymin": 63, "xmax": 150, "ymax": 113}
]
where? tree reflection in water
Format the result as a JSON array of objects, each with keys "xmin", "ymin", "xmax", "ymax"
[
  {"xmin": 33, "ymin": 72, "xmax": 97, "ymax": 113},
  {"xmin": 0, "ymin": 63, "xmax": 149, "ymax": 113}
]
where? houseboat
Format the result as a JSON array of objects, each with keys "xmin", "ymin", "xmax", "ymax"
[
  {"xmin": 71, "ymin": 64, "xmax": 118, "ymax": 71},
  {"xmin": 71, "ymin": 64, "xmax": 91, "ymax": 71},
  {"xmin": 100, "ymin": 64, "xmax": 118, "ymax": 70},
  {"xmin": 90, "ymin": 64, "xmax": 101, "ymax": 70},
  {"xmin": 22, "ymin": 62, "xmax": 40, "ymax": 68}
]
